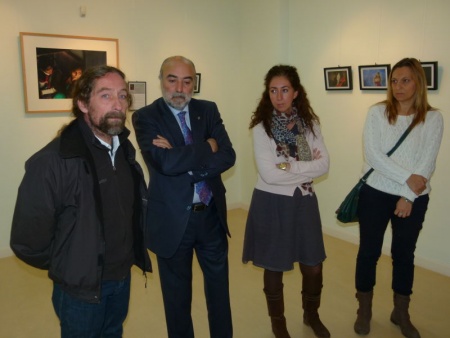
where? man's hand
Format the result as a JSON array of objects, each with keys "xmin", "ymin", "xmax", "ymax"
[
  {"xmin": 207, "ymin": 138, "xmax": 218, "ymax": 153},
  {"xmin": 153, "ymin": 135, "xmax": 172, "ymax": 149}
]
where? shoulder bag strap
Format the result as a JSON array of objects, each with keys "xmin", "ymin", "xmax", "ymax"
[{"xmin": 361, "ymin": 124, "xmax": 414, "ymax": 182}]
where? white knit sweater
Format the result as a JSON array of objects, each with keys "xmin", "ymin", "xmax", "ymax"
[
  {"xmin": 362, "ymin": 104, "xmax": 443, "ymax": 201},
  {"xmin": 252, "ymin": 122, "xmax": 330, "ymax": 196}
]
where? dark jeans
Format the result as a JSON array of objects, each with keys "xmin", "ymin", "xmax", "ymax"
[
  {"xmin": 157, "ymin": 200, "xmax": 233, "ymax": 338},
  {"xmin": 52, "ymin": 274, "xmax": 131, "ymax": 338},
  {"xmin": 355, "ymin": 184, "xmax": 429, "ymax": 296}
]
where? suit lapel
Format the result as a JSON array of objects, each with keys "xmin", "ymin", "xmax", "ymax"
[
  {"xmin": 157, "ymin": 98, "xmax": 186, "ymax": 146},
  {"xmin": 188, "ymin": 100, "xmax": 204, "ymax": 142}
]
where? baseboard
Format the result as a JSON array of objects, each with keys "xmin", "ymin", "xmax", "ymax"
[
  {"xmin": 322, "ymin": 225, "xmax": 360, "ymax": 246},
  {"xmin": 0, "ymin": 247, "xmax": 13, "ymax": 259},
  {"xmin": 413, "ymin": 256, "xmax": 450, "ymax": 277},
  {"xmin": 228, "ymin": 202, "xmax": 249, "ymax": 211}
]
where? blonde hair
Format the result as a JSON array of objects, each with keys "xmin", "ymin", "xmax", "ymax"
[{"xmin": 383, "ymin": 57, "xmax": 435, "ymax": 129}]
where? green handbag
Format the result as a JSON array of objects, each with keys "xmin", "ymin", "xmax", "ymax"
[{"xmin": 336, "ymin": 170, "xmax": 372, "ymax": 223}]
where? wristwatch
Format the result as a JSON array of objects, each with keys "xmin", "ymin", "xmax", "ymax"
[
  {"xmin": 402, "ymin": 196, "xmax": 413, "ymax": 204},
  {"xmin": 277, "ymin": 162, "xmax": 287, "ymax": 171}
]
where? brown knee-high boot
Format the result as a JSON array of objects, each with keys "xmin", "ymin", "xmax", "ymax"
[
  {"xmin": 263, "ymin": 270, "xmax": 291, "ymax": 338},
  {"xmin": 354, "ymin": 290, "xmax": 373, "ymax": 335},
  {"xmin": 300, "ymin": 263, "xmax": 330, "ymax": 338},
  {"xmin": 390, "ymin": 293, "xmax": 421, "ymax": 338}
]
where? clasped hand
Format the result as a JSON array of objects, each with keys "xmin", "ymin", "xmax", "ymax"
[
  {"xmin": 395, "ymin": 174, "xmax": 427, "ymax": 218},
  {"xmin": 406, "ymin": 174, "xmax": 427, "ymax": 195},
  {"xmin": 153, "ymin": 135, "xmax": 218, "ymax": 153},
  {"xmin": 394, "ymin": 198, "xmax": 412, "ymax": 218},
  {"xmin": 275, "ymin": 148, "xmax": 322, "ymax": 171}
]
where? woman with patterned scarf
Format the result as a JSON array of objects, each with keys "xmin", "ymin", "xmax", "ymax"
[{"xmin": 242, "ymin": 65, "xmax": 330, "ymax": 338}]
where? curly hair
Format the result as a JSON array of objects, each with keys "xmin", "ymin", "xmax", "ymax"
[
  {"xmin": 382, "ymin": 57, "xmax": 435, "ymax": 129},
  {"xmin": 249, "ymin": 65, "xmax": 319, "ymax": 138},
  {"xmin": 71, "ymin": 65, "xmax": 132, "ymax": 119}
]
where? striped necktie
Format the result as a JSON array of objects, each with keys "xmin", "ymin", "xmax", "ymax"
[{"xmin": 177, "ymin": 112, "xmax": 212, "ymax": 205}]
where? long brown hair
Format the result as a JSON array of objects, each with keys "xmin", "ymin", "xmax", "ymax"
[
  {"xmin": 249, "ymin": 65, "xmax": 319, "ymax": 137},
  {"xmin": 383, "ymin": 57, "xmax": 435, "ymax": 129}
]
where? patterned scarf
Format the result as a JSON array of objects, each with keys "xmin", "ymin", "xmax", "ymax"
[{"xmin": 271, "ymin": 107, "xmax": 312, "ymax": 161}]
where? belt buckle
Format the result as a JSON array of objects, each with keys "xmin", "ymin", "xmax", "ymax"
[{"xmin": 192, "ymin": 203, "xmax": 206, "ymax": 212}]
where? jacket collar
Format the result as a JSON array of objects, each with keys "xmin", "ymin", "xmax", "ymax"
[{"xmin": 59, "ymin": 118, "xmax": 131, "ymax": 159}]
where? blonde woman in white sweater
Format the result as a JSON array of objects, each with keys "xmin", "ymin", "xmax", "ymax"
[
  {"xmin": 242, "ymin": 65, "xmax": 330, "ymax": 338},
  {"xmin": 354, "ymin": 58, "xmax": 443, "ymax": 338}
]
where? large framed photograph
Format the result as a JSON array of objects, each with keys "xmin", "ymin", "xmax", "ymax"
[
  {"xmin": 421, "ymin": 61, "xmax": 438, "ymax": 90},
  {"xmin": 358, "ymin": 64, "xmax": 391, "ymax": 90},
  {"xmin": 20, "ymin": 32, "xmax": 119, "ymax": 113},
  {"xmin": 323, "ymin": 66, "xmax": 352, "ymax": 90}
]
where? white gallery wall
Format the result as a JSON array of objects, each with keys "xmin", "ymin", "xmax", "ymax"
[
  {"xmin": 1, "ymin": 0, "xmax": 449, "ymax": 276},
  {"xmin": 300, "ymin": 0, "xmax": 450, "ymax": 276}
]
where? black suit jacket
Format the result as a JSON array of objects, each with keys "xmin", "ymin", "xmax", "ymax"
[{"xmin": 133, "ymin": 98, "xmax": 236, "ymax": 258}]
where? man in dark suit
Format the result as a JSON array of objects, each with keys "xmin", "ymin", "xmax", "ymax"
[{"xmin": 133, "ymin": 56, "xmax": 235, "ymax": 338}]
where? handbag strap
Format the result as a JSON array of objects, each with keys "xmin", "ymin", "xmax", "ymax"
[{"xmin": 361, "ymin": 124, "xmax": 413, "ymax": 182}]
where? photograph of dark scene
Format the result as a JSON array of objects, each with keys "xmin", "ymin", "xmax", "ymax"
[{"xmin": 36, "ymin": 47, "xmax": 106, "ymax": 99}]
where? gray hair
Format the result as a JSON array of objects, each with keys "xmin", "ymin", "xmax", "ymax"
[{"xmin": 158, "ymin": 56, "xmax": 196, "ymax": 80}]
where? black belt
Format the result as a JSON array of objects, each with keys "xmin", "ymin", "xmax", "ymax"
[{"xmin": 192, "ymin": 203, "xmax": 207, "ymax": 212}]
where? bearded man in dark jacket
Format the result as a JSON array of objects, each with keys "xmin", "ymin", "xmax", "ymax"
[{"xmin": 10, "ymin": 65, "xmax": 151, "ymax": 338}]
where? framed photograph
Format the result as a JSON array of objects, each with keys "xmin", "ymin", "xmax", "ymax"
[
  {"xmin": 20, "ymin": 32, "xmax": 119, "ymax": 113},
  {"xmin": 128, "ymin": 81, "xmax": 146, "ymax": 111},
  {"xmin": 323, "ymin": 66, "xmax": 352, "ymax": 90},
  {"xmin": 194, "ymin": 73, "xmax": 201, "ymax": 93},
  {"xmin": 421, "ymin": 61, "xmax": 438, "ymax": 90},
  {"xmin": 358, "ymin": 64, "xmax": 391, "ymax": 90}
]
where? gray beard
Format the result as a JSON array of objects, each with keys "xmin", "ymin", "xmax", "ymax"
[
  {"xmin": 91, "ymin": 111, "xmax": 126, "ymax": 136},
  {"xmin": 163, "ymin": 92, "xmax": 192, "ymax": 110}
]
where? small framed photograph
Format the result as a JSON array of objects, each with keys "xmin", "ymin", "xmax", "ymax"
[
  {"xmin": 323, "ymin": 66, "xmax": 352, "ymax": 90},
  {"xmin": 421, "ymin": 61, "xmax": 438, "ymax": 90},
  {"xmin": 194, "ymin": 73, "xmax": 201, "ymax": 93},
  {"xmin": 128, "ymin": 81, "xmax": 146, "ymax": 111},
  {"xmin": 20, "ymin": 32, "xmax": 118, "ymax": 113},
  {"xmin": 358, "ymin": 64, "xmax": 391, "ymax": 90}
]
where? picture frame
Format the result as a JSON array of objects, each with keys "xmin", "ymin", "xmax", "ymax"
[
  {"xmin": 194, "ymin": 73, "xmax": 201, "ymax": 94},
  {"xmin": 358, "ymin": 64, "xmax": 391, "ymax": 90},
  {"xmin": 20, "ymin": 32, "xmax": 119, "ymax": 113},
  {"xmin": 421, "ymin": 61, "xmax": 438, "ymax": 90},
  {"xmin": 323, "ymin": 66, "xmax": 353, "ymax": 90},
  {"xmin": 128, "ymin": 81, "xmax": 146, "ymax": 111}
]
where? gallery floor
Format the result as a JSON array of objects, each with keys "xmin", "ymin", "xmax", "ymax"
[{"xmin": 1, "ymin": 209, "xmax": 449, "ymax": 337}]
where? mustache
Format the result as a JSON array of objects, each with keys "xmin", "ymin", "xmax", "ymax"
[
  {"xmin": 171, "ymin": 93, "xmax": 187, "ymax": 99},
  {"xmin": 104, "ymin": 111, "xmax": 126, "ymax": 119}
]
